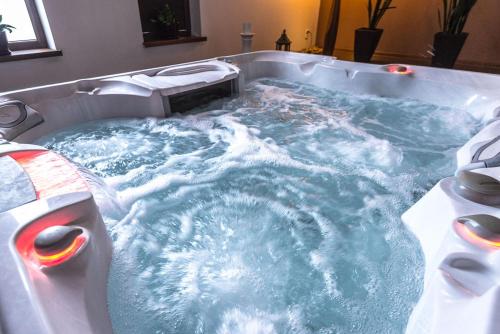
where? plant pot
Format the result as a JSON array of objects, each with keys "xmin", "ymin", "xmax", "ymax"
[
  {"xmin": 431, "ymin": 32, "xmax": 468, "ymax": 69},
  {"xmin": 354, "ymin": 28, "xmax": 383, "ymax": 63},
  {"xmin": 0, "ymin": 32, "xmax": 11, "ymax": 57}
]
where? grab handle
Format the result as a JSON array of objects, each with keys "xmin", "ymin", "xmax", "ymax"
[{"xmin": 457, "ymin": 136, "xmax": 500, "ymax": 175}]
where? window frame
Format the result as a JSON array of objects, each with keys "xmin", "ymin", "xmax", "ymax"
[
  {"xmin": 138, "ymin": 0, "xmax": 194, "ymax": 42},
  {"xmin": 180, "ymin": 0, "xmax": 192, "ymax": 37},
  {"xmin": 7, "ymin": 0, "xmax": 48, "ymax": 51}
]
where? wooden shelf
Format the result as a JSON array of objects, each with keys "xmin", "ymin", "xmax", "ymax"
[
  {"xmin": 143, "ymin": 36, "xmax": 207, "ymax": 48},
  {"xmin": 0, "ymin": 49, "xmax": 63, "ymax": 63}
]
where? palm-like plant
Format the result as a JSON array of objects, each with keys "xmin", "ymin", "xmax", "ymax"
[
  {"xmin": 0, "ymin": 15, "xmax": 15, "ymax": 33},
  {"xmin": 438, "ymin": 0, "xmax": 477, "ymax": 34},
  {"xmin": 367, "ymin": 0, "xmax": 396, "ymax": 29}
]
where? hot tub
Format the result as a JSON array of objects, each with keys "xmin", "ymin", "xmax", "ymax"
[{"xmin": 1, "ymin": 51, "xmax": 500, "ymax": 334}]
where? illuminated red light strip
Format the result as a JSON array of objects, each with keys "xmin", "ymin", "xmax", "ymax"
[
  {"xmin": 9, "ymin": 150, "xmax": 89, "ymax": 199},
  {"xmin": 454, "ymin": 222, "xmax": 500, "ymax": 249}
]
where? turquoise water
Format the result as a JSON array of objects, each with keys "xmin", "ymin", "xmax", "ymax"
[{"xmin": 37, "ymin": 79, "xmax": 480, "ymax": 334}]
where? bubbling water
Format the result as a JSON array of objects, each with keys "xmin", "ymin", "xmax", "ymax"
[{"xmin": 37, "ymin": 79, "xmax": 480, "ymax": 334}]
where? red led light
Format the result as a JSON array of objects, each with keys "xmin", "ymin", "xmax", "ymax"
[
  {"xmin": 386, "ymin": 64, "xmax": 414, "ymax": 75},
  {"xmin": 34, "ymin": 234, "xmax": 87, "ymax": 267},
  {"xmin": 454, "ymin": 221, "xmax": 500, "ymax": 249},
  {"xmin": 16, "ymin": 212, "xmax": 89, "ymax": 268},
  {"xmin": 9, "ymin": 150, "xmax": 89, "ymax": 199}
]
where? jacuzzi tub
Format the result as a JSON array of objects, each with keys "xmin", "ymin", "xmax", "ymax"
[{"xmin": 1, "ymin": 51, "xmax": 500, "ymax": 334}]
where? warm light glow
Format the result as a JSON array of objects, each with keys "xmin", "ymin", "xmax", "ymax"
[
  {"xmin": 385, "ymin": 64, "xmax": 414, "ymax": 75},
  {"xmin": 35, "ymin": 234, "xmax": 87, "ymax": 267},
  {"xmin": 10, "ymin": 150, "xmax": 90, "ymax": 268},
  {"xmin": 10, "ymin": 150, "xmax": 89, "ymax": 199},
  {"xmin": 454, "ymin": 221, "xmax": 500, "ymax": 249},
  {"xmin": 16, "ymin": 217, "xmax": 88, "ymax": 268}
]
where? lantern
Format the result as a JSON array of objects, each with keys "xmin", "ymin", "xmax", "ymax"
[{"xmin": 275, "ymin": 29, "xmax": 291, "ymax": 51}]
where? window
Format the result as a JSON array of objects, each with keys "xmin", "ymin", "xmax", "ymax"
[
  {"xmin": 2, "ymin": 0, "xmax": 48, "ymax": 51},
  {"xmin": 138, "ymin": 0, "xmax": 193, "ymax": 42}
]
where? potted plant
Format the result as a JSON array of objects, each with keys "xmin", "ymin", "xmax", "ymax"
[
  {"xmin": 151, "ymin": 4, "xmax": 178, "ymax": 40},
  {"xmin": 432, "ymin": 0, "xmax": 477, "ymax": 68},
  {"xmin": 354, "ymin": 0, "xmax": 395, "ymax": 62},
  {"xmin": 0, "ymin": 15, "xmax": 15, "ymax": 56}
]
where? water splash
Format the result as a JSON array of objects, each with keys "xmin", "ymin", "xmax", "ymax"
[{"xmin": 36, "ymin": 78, "xmax": 481, "ymax": 334}]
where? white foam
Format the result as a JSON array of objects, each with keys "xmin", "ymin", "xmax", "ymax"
[
  {"xmin": 178, "ymin": 214, "xmax": 194, "ymax": 240},
  {"xmin": 217, "ymin": 308, "xmax": 278, "ymax": 334},
  {"xmin": 118, "ymin": 172, "xmax": 194, "ymax": 206}
]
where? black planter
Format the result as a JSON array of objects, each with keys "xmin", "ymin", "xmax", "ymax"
[
  {"xmin": 432, "ymin": 32, "xmax": 468, "ymax": 69},
  {"xmin": 0, "ymin": 32, "xmax": 11, "ymax": 56},
  {"xmin": 354, "ymin": 28, "xmax": 383, "ymax": 63}
]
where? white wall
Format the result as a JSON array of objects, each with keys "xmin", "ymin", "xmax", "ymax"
[{"xmin": 0, "ymin": 0, "xmax": 320, "ymax": 92}]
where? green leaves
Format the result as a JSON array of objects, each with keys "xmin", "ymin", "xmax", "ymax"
[
  {"xmin": 0, "ymin": 24, "xmax": 15, "ymax": 33},
  {"xmin": 367, "ymin": 0, "xmax": 396, "ymax": 29},
  {"xmin": 151, "ymin": 4, "xmax": 177, "ymax": 27},
  {"xmin": 367, "ymin": 0, "xmax": 477, "ymax": 34},
  {"xmin": 439, "ymin": 0, "xmax": 477, "ymax": 34},
  {"xmin": 0, "ymin": 14, "xmax": 16, "ymax": 33}
]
